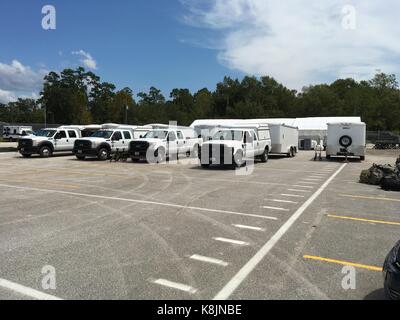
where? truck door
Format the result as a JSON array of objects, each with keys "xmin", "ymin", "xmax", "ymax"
[
  {"xmin": 67, "ymin": 130, "xmax": 78, "ymax": 150},
  {"xmin": 123, "ymin": 131, "xmax": 133, "ymax": 151},
  {"xmin": 54, "ymin": 130, "xmax": 69, "ymax": 151},
  {"xmin": 110, "ymin": 131, "xmax": 124, "ymax": 152},
  {"xmin": 243, "ymin": 131, "xmax": 255, "ymax": 158},
  {"xmin": 176, "ymin": 131, "xmax": 186, "ymax": 154},
  {"xmin": 167, "ymin": 131, "xmax": 178, "ymax": 156}
]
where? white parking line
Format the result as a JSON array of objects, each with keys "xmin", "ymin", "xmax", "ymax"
[
  {"xmin": 213, "ymin": 237, "xmax": 250, "ymax": 246},
  {"xmin": 287, "ymin": 189, "xmax": 311, "ymax": 193},
  {"xmin": 302, "ymin": 178, "xmax": 322, "ymax": 181},
  {"xmin": 292, "ymin": 185, "xmax": 314, "ymax": 189},
  {"xmin": 213, "ymin": 163, "xmax": 347, "ymax": 300},
  {"xmin": 261, "ymin": 206, "xmax": 289, "ymax": 212},
  {"xmin": 281, "ymin": 194, "xmax": 305, "ymax": 198},
  {"xmin": 272, "ymin": 199, "xmax": 298, "ymax": 204},
  {"xmin": 151, "ymin": 279, "xmax": 198, "ymax": 294},
  {"xmin": 0, "ymin": 183, "xmax": 275, "ymax": 221},
  {"xmin": 0, "ymin": 278, "xmax": 62, "ymax": 300},
  {"xmin": 232, "ymin": 224, "xmax": 265, "ymax": 232},
  {"xmin": 298, "ymin": 181, "xmax": 318, "ymax": 185},
  {"xmin": 189, "ymin": 254, "xmax": 229, "ymax": 267}
]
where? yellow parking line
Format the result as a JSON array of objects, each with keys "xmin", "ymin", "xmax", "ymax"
[
  {"xmin": 328, "ymin": 214, "xmax": 400, "ymax": 226},
  {"xmin": 303, "ymin": 255, "xmax": 383, "ymax": 272},
  {"xmin": 339, "ymin": 194, "xmax": 400, "ymax": 202}
]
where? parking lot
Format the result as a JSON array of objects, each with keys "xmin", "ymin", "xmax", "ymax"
[{"xmin": 0, "ymin": 149, "xmax": 399, "ymax": 300}]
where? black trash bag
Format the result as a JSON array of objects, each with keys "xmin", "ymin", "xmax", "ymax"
[
  {"xmin": 359, "ymin": 164, "xmax": 397, "ymax": 185},
  {"xmin": 396, "ymin": 156, "xmax": 400, "ymax": 171},
  {"xmin": 381, "ymin": 175, "xmax": 400, "ymax": 191},
  {"xmin": 383, "ymin": 240, "xmax": 400, "ymax": 300}
]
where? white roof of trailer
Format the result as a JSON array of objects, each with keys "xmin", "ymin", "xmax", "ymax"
[{"xmin": 191, "ymin": 117, "xmax": 361, "ymax": 131}]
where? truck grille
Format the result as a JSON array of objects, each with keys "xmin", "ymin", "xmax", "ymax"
[
  {"xmin": 130, "ymin": 141, "xmax": 150, "ymax": 153},
  {"xmin": 18, "ymin": 139, "xmax": 33, "ymax": 148},
  {"xmin": 74, "ymin": 140, "xmax": 92, "ymax": 150},
  {"xmin": 201, "ymin": 144, "xmax": 233, "ymax": 165}
]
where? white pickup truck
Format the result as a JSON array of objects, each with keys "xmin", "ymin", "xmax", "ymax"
[
  {"xmin": 18, "ymin": 125, "xmax": 99, "ymax": 158},
  {"xmin": 199, "ymin": 125, "xmax": 271, "ymax": 168},
  {"xmin": 73, "ymin": 124, "xmax": 151, "ymax": 160},
  {"xmin": 129, "ymin": 127, "xmax": 202, "ymax": 163}
]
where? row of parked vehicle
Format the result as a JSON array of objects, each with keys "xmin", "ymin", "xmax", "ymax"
[{"xmin": 17, "ymin": 122, "xmax": 300, "ymax": 168}]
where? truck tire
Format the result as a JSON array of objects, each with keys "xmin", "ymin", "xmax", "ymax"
[
  {"xmin": 155, "ymin": 148, "xmax": 166, "ymax": 163},
  {"xmin": 233, "ymin": 150, "xmax": 244, "ymax": 168},
  {"xmin": 76, "ymin": 155, "xmax": 85, "ymax": 160},
  {"xmin": 39, "ymin": 146, "xmax": 52, "ymax": 158},
  {"xmin": 97, "ymin": 148, "xmax": 110, "ymax": 161},
  {"xmin": 260, "ymin": 148, "xmax": 269, "ymax": 163}
]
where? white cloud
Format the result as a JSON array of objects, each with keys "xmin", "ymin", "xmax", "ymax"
[
  {"xmin": 72, "ymin": 50, "xmax": 97, "ymax": 70},
  {"xmin": 182, "ymin": 0, "xmax": 400, "ymax": 90},
  {"xmin": 0, "ymin": 60, "xmax": 47, "ymax": 103}
]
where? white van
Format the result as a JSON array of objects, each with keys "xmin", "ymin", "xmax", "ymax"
[{"xmin": 326, "ymin": 122, "xmax": 366, "ymax": 160}]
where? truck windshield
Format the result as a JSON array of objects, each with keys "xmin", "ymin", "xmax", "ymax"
[
  {"xmin": 144, "ymin": 130, "xmax": 168, "ymax": 139},
  {"xmin": 212, "ymin": 130, "xmax": 243, "ymax": 141},
  {"xmin": 35, "ymin": 129, "xmax": 56, "ymax": 137},
  {"xmin": 90, "ymin": 130, "xmax": 113, "ymax": 139}
]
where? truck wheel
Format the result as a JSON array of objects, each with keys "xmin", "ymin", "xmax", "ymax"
[
  {"xmin": 260, "ymin": 148, "xmax": 269, "ymax": 163},
  {"xmin": 39, "ymin": 146, "xmax": 52, "ymax": 158},
  {"xmin": 97, "ymin": 148, "xmax": 109, "ymax": 161},
  {"xmin": 192, "ymin": 144, "xmax": 199, "ymax": 158},
  {"xmin": 76, "ymin": 155, "xmax": 85, "ymax": 160},
  {"xmin": 233, "ymin": 150, "xmax": 244, "ymax": 168},
  {"xmin": 155, "ymin": 148, "xmax": 166, "ymax": 163}
]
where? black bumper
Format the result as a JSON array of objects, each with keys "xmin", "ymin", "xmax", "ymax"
[
  {"xmin": 73, "ymin": 148, "xmax": 99, "ymax": 157},
  {"xmin": 18, "ymin": 146, "xmax": 39, "ymax": 154}
]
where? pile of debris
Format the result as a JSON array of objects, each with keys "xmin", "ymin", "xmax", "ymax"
[{"xmin": 360, "ymin": 156, "xmax": 400, "ymax": 191}]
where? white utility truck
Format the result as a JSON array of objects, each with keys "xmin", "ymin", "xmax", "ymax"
[
  {"xmin": 73, "ymin": 124, "xmax": 151, "ymax": 160},
  {"xmin": 3, "ymin": 126, "xmax": 33, "ymax": 141},
  {"xmin": 326, "ymin": 122, "xmax": 366, "ymax": 160},
  {"xmin": 199, "ymin": 124, "xmax": 271, "ymax": 168},
  {"xmin": 129, "ymin": 126, "xmax": 202, "ymax": 163},
  {"xmin": 18, "ymin": 125, "xmax": 99, "ymax": 158},
  {"xmin": 266, "ymin": 124, "xmax": 299, "ymax": 157}
]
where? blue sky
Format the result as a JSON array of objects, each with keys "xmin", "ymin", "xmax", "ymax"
[
  {"xmin": 0, "ymin": 0, "xmax": 243, "ymax": 103},
  {"xmin": 1, "ymin": 0, "xmax": 400, "ymax": 103}
]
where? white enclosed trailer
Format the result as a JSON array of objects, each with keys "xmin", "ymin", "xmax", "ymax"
[
  {"xmin": 2, "ymin": 125, "xmax": 33, "ymax": 141},
  {"xmin": 326, "ymin": 122, "xmax": 366, "ymax": 160},
  {"xmin": 268, "ymin": 124, "xmax": 299, "ymax": 157}
]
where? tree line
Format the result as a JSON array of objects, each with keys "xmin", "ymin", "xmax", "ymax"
[{"xmin": 1, "ymin": 67, "xmax": 399, "ymax": 131}]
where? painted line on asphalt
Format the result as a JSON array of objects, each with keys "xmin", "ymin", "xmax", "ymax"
[
  {"xmin": 272, "ymin": 199, "xmax": 298, "ymax": 204},
  {"xmin": 302, "ymin": 178, "xmax": 322, "ymax": 181},
  {"xmin": 298, "ymin": 181, "xmax": 318, "ymax": 185},
  {"xmin": 339, "ymin": 194, "xmax": 400, "ymax": 203},
  {"xmin": 261, "ymin": 206, "xmax": 289, "ymax": 212},
  {"xmin": 0, "ymin": 278, "xmax": 62, "ymax": 300},
  {"xmin": 281, "ymin": 194, "xmax": 305, "ymax": 198},
  {"xmin": 303, "ymin": 255, "xmax": 383, "ymax": 272},
  {"xmin": 292, "ymin": 185, "xmax": 314, "ymax": 189},
  {"xmin": 328, "ymin": 214, "xmax": 400, "ymax": 226},
  {"xmin": 213, "ymin": 237, "xmax": 250, "ymax": 246},
  {"xmin": 189, "ymin": 255, "xmax": 229, "ymax": 267},
  {"xmin": 287, "ymin": 189, "xmax": 311, "ymax": 193},
  {"xmin": 0, "ymin": 183, "xmax": 276, "ymax": 221},
  {"xmin": 151, "ymin": 279, "xmax": 198, "ymax": 294},
  {"xmin": 232, "ymin": 224, "xmax": 265, "ymax": 232},
  {"xmin": 213, "ymin": 163, "xmax": 347, "ymax": 300}
]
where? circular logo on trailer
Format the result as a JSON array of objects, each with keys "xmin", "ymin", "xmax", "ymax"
[{"xmin": 339, "ymin": 135, "xmax": 352, "ymax": 147}]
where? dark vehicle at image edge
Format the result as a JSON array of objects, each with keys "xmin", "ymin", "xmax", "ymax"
[{"xmin": 383, "ymin": 240, "xmax": 400, "ymax": 300}]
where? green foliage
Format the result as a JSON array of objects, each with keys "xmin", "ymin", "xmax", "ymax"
[{"xmin": 1, "ymin": 68, "xmax": 400, "ymax": 131}]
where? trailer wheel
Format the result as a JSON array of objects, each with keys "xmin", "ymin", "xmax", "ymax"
[
  {"xmin": 201, "ymin": 164, "xmax": 210, "ymax": 169},
  {"xmin": 39, "ymin": 146, "xmax": 52, "ymax": 158},
  {"xmin": 260, "ymin": 148, "xmax": 269, "ymax": 163},
  {"xmin": 291, "ymin": 148, "xmax": 296, "ymax": 157}
]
